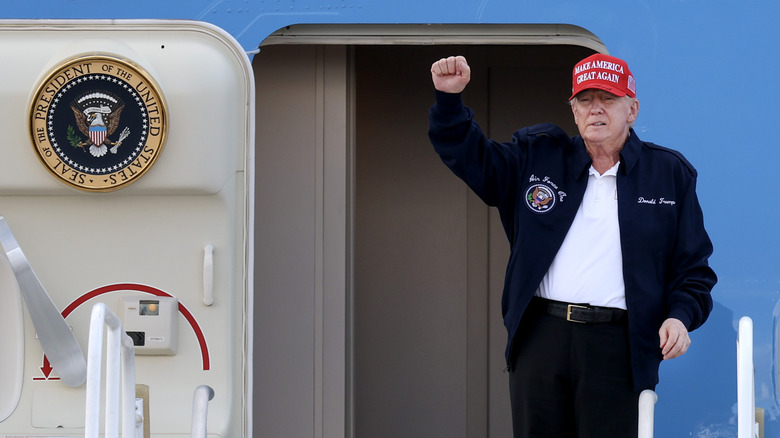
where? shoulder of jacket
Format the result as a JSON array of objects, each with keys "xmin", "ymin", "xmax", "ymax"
[
  {"xmin": 517, "ymin": 123, "xmax": 573, "ymax": 148},
  {"xmin": 642, "ymin": 141, "xmax": 698, "ymax": 176}
]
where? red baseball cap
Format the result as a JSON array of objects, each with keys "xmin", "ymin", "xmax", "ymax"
[{"xmin": 569, "ymin": 53, "xmax": 636, "ymax": 100}]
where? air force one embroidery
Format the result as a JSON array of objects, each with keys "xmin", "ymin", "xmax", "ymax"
[{"xmin": 30, "ymin": 55, "xmax": 167, "ymax": 191}]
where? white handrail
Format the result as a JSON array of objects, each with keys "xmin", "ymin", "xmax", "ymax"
[
  {"xmin": 637, "ymin": 389, "xmax": 657, "ymax": 438},
  {"xmin": 203, "ymin": 244, "xmax": 214, "ymax": 306},
  {"xmin": 191, "ymin": 385, "xmax": 215, "ymax": 438},
  {"xmin": 85, "ymin": 302, "xmax": 139, "ymax": 438},
  {"xmin": 0, "ymin": 216, "xmax": 87, "ymax": 387},
  {"xmin": 737, "ymin": 316, "xmax": 758, "ymax": 438}
]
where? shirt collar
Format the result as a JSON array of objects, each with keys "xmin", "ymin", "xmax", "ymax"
[{"xmin": 589, "ymin": 161, "xmax": 620, "ymax": 177}]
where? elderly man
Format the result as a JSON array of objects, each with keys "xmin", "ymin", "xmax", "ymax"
[{"xmin": 428, "ymin": 54, "xmax": 716, "ymax": 437}]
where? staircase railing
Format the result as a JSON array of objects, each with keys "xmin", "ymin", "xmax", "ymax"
[
  {"xmin": 85, "ymin": 302, "xmax": 140, "ymax": 438},
  {"xmin": 191, "ymin": 385, "xmax": 215, "ymax": 438},
  {"xmin": 637, "ymin": 389, "xmax": 657, "ymax": 438},
  {"xmin": 737, "ymin": 316, "xmax": 758, "ymax": 438}
]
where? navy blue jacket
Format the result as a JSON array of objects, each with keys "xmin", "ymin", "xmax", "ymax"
[{"xmin": 428, "ymin": 91, "xmax": 716, "ymax": 390}]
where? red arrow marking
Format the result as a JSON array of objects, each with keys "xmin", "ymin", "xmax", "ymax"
[
  {"xmin": 41, "ymin": 355, "xmax": 53, "ymax": 378},
  {"xmin": 34, "ymin": 355, "xmax": 56, "ymax": 380}
]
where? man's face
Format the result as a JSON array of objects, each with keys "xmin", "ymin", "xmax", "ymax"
[{"xmin": 571, "ymin": 89, "xmax": 639, "ymax": 146}]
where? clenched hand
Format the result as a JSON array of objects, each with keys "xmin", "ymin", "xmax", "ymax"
[{"xmin": 431, "ymin": 55, "xmax": 471, "ymax": 94}]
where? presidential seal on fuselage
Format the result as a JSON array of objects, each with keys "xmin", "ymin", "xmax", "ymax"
[{"xmin": 30, "ymin": 55, "xmax": 167, "ymax": 191}]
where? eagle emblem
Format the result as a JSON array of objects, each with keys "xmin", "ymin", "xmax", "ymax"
[
  {"xmin": 524, "ymin": 183, "xmax": 557, "ymax": 213},
  {"xmin": 70, "ymin": 92, "xmax": 130, "ymax": 157},
  {"xmin": 531, "ymin": 187, "xmax": 552, "ymax": 207}
]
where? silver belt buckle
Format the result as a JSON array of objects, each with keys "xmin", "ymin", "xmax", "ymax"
[{"xmin": 566, "ymin": 304, "xmax": 588, "ymax": 323}]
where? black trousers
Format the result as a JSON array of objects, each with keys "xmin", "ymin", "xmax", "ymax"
[{"xmin": 509, "ymin": 298, "xmax": 641, "ymax": 438}]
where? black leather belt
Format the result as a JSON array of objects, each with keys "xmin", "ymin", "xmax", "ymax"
[{"xmin": 534, "ymin": 297, "xmax": 626, "ymax": 324}]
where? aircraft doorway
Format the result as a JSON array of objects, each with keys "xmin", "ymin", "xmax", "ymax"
[{"xmin": 252, "ymin": 29, "xmax": 601, "ymax": 437}]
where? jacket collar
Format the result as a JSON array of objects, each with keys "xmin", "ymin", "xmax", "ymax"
[
  {"xmin": 572, "ymin": 128, "xmax": 642, "ymax": 179},
  {"xmin": 619, "ymin": 129, "xmax": 642, "ymax": 175}
]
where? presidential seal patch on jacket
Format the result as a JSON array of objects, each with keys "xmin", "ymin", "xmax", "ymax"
[{"xmin": 525, "ymin": 183, "xmax": 557, "ymax": 213}]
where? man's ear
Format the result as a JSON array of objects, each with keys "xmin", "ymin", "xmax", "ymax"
[{"xmin": 629, "ymin": 98, "xmax": 640, "ymax": 122}]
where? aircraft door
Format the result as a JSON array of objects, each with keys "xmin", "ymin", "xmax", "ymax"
[{"xmin": 0, "ymin": 20, "xmax": 253, "ymax": 437}]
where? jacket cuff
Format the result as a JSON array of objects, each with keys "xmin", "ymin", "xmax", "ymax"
[
  {"xmin": 433, "ymin": 90, "xmax": 464, "ymax": 115},
  {"xmin": 666, "ymin": 307, "xmax": 695, "ymax": 331}
]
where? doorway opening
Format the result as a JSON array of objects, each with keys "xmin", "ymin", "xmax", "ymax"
[{"xmin": 252, "ymin": 24, "xmax": 604, "ymax": 437}]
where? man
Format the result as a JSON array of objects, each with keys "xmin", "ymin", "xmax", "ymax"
[{"xmin": 428, "ymin": 54, "xmax": 716, "ymax": 437}]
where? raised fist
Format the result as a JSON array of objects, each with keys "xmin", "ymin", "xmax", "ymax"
[{"xmin": 431, "ymin": 55, "xmax": 471, "ymax": 94}]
